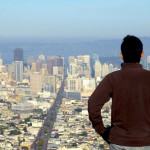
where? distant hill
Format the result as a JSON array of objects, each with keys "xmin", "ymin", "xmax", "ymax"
[{"xmin": 0, "ymin": 37, "xmax": 150, "ymax": 64}]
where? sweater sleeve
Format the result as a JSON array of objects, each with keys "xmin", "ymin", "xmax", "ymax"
[{"xmin": 88, "ymin": 74, "xmax": 113, "ymax": 135}]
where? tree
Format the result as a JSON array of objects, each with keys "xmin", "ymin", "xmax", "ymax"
[
  {"xmin": 22, "ymin": 146, "xmax": 29, "ymax": 150},
  {"xmin": 24, "ymin": 118, "xmax": 30, "ymax": 123},
  {"xmin": 23, "ymin": 126, "xmax": 27, "ymax": 132},
  {"xmin": 39, "ymin": 139, "xmax": 43, "ymax": 146},
  {"xmin": 9, "ymin": 123, "xmax": 15, "ymax": 127},
  {"xmin": 72, "ymin": 143, "xmax": 77, "ymax": 147},
  {"xmin": 81, "ymin": 131, "xmax": 87, "ymax": 136},
  {"xmin": 0, "ymin": 128, "xmax": 3, "ymax": 135},
  {"xmin": 9, "ymin": 130, "xmax": 21, "ymax": 135},
  {"xmin": 74, "ymin": 108, "xmax": 82, "ymax": 112},
  {"xmin": 44, "ymin": 128, "xmax": 47, "ymax": 133},
  {"xmin": 99, "ymin": 144, "xmax": 104, "ymax": 149},
  {"xmin": 47, "ymin": 121, "xmax": 51, "ymax": 127}
]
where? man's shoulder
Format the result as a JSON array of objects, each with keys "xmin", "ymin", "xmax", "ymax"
[
  {"xmin": 105, "ymin": 70, "xmax": 121, "ymax": 78},
  {"xmin": 105, "ymin": 68, "xmax": 150, "ymax": 80}
]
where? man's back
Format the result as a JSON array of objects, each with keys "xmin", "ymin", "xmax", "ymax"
[{"xmin": 109, "ymin": 63, "xmax": 150, "ymax": 146}]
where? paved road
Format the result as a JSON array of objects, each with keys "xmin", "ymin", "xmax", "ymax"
[{"xmin": 31, "ymin": 80, "xmax": 64, "ymax": 150}]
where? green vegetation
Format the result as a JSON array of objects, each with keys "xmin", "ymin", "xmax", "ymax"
[
  {"xmin": 22, "ymin": 146, "xmax": 29, "ymax": 150},
  {"xmin": 99, "ymin": 144, "xmax": 104, "ymax": 149},
  {"xmin": 0, "ymin": 128, "xmax": 4, "ymax": 135},
  {"xmin": 39, "ymin": 139, "xmax": 43, "ymax": 146},
  {"xmin": 34, "ymin": 109, "xmax": 43, "ymax": 114},
  {"xmin": 81, "ymin": 131, "xmax": 87, "ymax": 136},
  {"xmin": 47, "ymin": 121, "xmax": 51, "ymax": 127},
  {"xmin": 9, "ymin": 123, "xmax": 16, "ymax": 127},
  {"xmin": 28, "ymin": 123, "xmax": 32, "ymax": 127},
  {"xmin": 0, "ymin": 126, "xmax": 8, "ymax": 135},
  {"xmin": 74, "ymin": 108, "xmax": 82, "ymax": 112},
  {"xmin": 24, "ymin": 116, "xmax": 32, "ymax": 123},
  {"xmin": 9, "ymin": 130, "xmax": 21, "ymax": 135},
  {"xmin": 44, "ymin": 128, "xmax": 47, "ymax": 133},
  {"xmin": 72, "ymin": 143, "xmax": 77, "ymax": 147},
  {"xmin": 23, "ymin": 126, "xmax": 27, "ymax": 132}
]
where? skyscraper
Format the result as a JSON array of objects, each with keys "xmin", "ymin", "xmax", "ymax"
[
  {"xmin": 14, "ymin": 61, "xmax": 23, "ymax": 82},
  {"xmin": 94, "ymin": 60, "xmax": 102, "ymax": 78},
  {"xmin": 30, "ymin": 72, "xmax": 42, "ymax": 93},
  {"xmin": 27, "ymin": 56, "xmax": 35, "ymax": 67},
  {"xmin": 42, "ymin": 75, "xmax": 56, "ymax": 93},
  {"xmin": 39, "ymin": 53, "xmax": 45, "ymax": 62},
  {"xmin": 47, "ymin": 56, "xmax": 64, "ymax": 75},
  {"xmin": 14, "ymin": 48, "xmax": 24, "ymax": 62}
]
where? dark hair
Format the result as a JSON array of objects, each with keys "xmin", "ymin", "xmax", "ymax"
[{"xmin": 121, "ymin": 35, "xmax": 143, "ymax": 63}]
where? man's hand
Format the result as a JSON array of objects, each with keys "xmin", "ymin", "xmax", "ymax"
[{"xmin": 100, "ymin": 125, "xmax": 114, "ymax": 144}]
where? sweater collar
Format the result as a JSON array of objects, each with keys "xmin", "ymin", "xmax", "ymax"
[{"xmin": 121, "ymin": 63, "xmax": 142, "ymax": 69}]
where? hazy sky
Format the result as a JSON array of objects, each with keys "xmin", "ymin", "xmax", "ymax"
[{"xmin": 0, "ymin": 0, "xmax": 150, "ymax": 39}]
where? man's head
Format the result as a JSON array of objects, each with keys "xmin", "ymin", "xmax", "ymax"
[{"xmin": 121, "ymin": 35, "xmax": 144, "ymax": 63}]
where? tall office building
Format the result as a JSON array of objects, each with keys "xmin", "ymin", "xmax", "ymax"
[
  {"xmin": 47, "ymin": 56, "xmax": 64, "ymax": 75},
  {"xmin": 39, "ymin": 53, "xmax": 45, "ymax": 62},
  {"xmin": 67, "ymin": 78, "xmax": 82, "ymax": 91},
  {"xmin": 102, "ymin": 63, "xmax": 109, "ymax": 77},
  {"xmin": 14, "ymin": 61, "xmax": 23, "ymax": 82},
  {"xmin": 30, "ymin": 72, "xmax": 42, "ymax": 93},
  {"xmin": 69, "ymin": 56, "xmax": 75, "ymax": 64},
  {"xmin": 91, "ymin": 54, "xmax": 99, "ymax": 77},
  {"xmin": 36, "ymin": 59, "xmax": 42, "ymax": 72},
  {"xmin": 42, "ymin": 75, "xmax": 56, "ymax": 93},
  {"xmin": 94, "ymin": 60, "xmax": 102, "ymax": 78},
  {"xmin": 14, "ymin": 48, "xmax": 24, "ymax": 62},
  {"xmin": 27, "ymin": 56, "xmax": 35, "ymax": 66},
  {"xmin": 68, "ymin": 63, "xmax": 76, "ymax": 75}
]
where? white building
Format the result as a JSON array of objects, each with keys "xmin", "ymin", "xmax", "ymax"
[
  {"xmin": 14, "ymin": 61, "xmax": 23, "ymax": 82},
  {"xmin": 94, "ymin": 60, "xmax": 102, "ymax": 78}
]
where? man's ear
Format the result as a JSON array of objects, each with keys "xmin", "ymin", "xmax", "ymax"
[
  {"xmin": 120, "ymin": 52, "xmax": 123, "ymax": 59},
  {"xmin": 141, "ymin": 51, "xmax": 144, "ymax": 58}
]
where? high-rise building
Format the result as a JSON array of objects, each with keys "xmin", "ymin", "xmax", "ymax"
[
  {"xmin": 27, "ymin": 56, "xmax": 35, "ymax": 66},
  {"xmin": 47, "ymin": 56, "xmax": 55, "ymax": 74},
  {"xmin": 47, "ymin": 56, "xmax": 64, "ymax": 75},
  {"xmin": 31, "ymin": 60, "xmax": 43, "ymax": 72},
  {"xmin": 36, "ymin": 59, "xmax": 42, "ymax": 72},
  {"xmin": 94, "ymin": 60, "xmax": 102, "ymax": 78},
  {"xmin": 67, "ymin": 78, "xmax": 82, "ymax": 91},
  {"xmin": 147, "ymin": 56, "xmax": 150, "ymax": 70},
  {"xmin": 42, "ymin": 75, "xmax": 56, "ymax": 93},
  {"xmin": 5, "ymin": 64, "xmax": 15, "ymax": 78},
  {"xmin": 30, "ymin": 72, "xmax": 42, "ymax": 93},
  {"xmin": 68, "ymin": 63, "xmax": 76, "ymax": 75},
  {"xmin": 39, "ymin": 53, "xmax": 45, "ymax": 62},
  {"xmin": 40, "ymin": 64, "xmax": 48, "ymax": 76},
  {"xmin": 102, "ymin": 63, "xmax": 109, "ymax": 77},
  {"xmin": 31, "ymin": 62, "xmax": 36, "ymax": 72},
  {"xmin": 14, "ymin": 61, "xmax": 23, "ymax": 82},
  {"xmin": 14, "ymin": 48, "xmax": 24, "ymax": 62},
  {"xmin": 91, "ymin": 54, "xmax": 99, "ymax": 77},
  {"xmin": 69, "ymin": 56, "xmax": 75, "ymax": 64}
]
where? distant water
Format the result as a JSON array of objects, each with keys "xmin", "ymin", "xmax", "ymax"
[{"xmin": 0, "ymin": 37, "xmax": 149, "ymax": 64}]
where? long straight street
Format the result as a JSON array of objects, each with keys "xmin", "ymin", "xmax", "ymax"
[{"xmin": 31, "ymin": 80, "xmax": 64, "ymax": 150}]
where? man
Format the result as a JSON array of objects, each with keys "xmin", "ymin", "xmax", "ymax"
[{"xmin": 88, "ymin": 35, "xmax": 150, "ymax": 150}]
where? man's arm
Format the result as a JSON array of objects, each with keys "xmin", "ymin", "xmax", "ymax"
[{"xmin": 88, "ymin": 74, "xmax": 113, "ymax": 139}]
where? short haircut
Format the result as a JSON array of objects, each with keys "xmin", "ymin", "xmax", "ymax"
[{"xmin": 121, "ymin": 35, "xmax": 143, "ymax": 63}]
